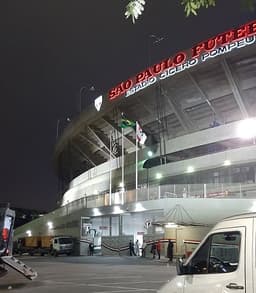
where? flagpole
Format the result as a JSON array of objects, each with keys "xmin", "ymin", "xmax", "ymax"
[
  {"xmin": 109, "ymin": 131, "xmax": 112, "ymax": 206},
  {"xmin": 135, "ymin": 121, "xmax": 138, "ymax": 202},
  {"xmin": 121, "ymin": 127, "xmax": 124, "ymax": 204}
]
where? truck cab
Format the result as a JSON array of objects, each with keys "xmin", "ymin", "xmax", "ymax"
[
  {"xmin": 51, "ymin": 236, "xmax": 74, "ymax": 256},
  {"xmin": 159, "ymin": 213, "xmax": 255, "ymax": 293}
]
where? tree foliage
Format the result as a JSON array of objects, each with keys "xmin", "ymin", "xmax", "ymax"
[
  {"xmin": 125, "ymin": 0, "xmax": 255, "ymax": 23},
  {"xmin": 181, "ymin": 0, "xmax": 216, "ymax": 17}
]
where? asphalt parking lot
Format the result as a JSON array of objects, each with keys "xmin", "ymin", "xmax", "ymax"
[{"xmin": 0, "ymin": 256, "xmax": 176, "ymax": 292}]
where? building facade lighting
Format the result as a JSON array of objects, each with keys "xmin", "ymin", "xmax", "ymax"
[
  {"xmin": 186, "ymin": 166, "xmax": 195, "ymax": 173},
  {"xmin": 237, "ymin": 118, "xmax": 256, "ymax": 139},
  {"xmin": 156, "ymin": 173, "xmax": 162, "ymax": 179}
]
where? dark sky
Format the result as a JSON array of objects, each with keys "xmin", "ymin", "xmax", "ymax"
[{"xmin": 0, "ymin": 1, "xmax": 255, "ymax": 212}]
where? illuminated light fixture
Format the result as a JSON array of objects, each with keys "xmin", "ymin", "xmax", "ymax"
[
  {"xmin": 93, "ymin": 208, "xmax": 101, "ymax": 216},
  {"xmin": 113, "ymin": 205, "xmax": 124, "ymax": 214},
  {"xmin": 134, "ymin": 202, "xmax": 146, "ymax": 212},
  {"xmin": 94, "ymin": 95, "xmax": 103, "ymax": 111},
  {"xmin": 147, "ymin": 150, "xmax": 153, "ymax": 157},
  {"xmin": 177, "ymin": 282, "xmax": 184, "ymax": 288},
  {"xmin": 119, "ymin": 182, "xmax": 124, "ymax": 188},
  {"xmin": 250, "ymin": 201, "xmax": 256, "ymax": 212},
  {"xmin": 237, "ymin": 118, "xmax": 256, "ymax": 139},
  {"xmin": 156, "ymin": 173, "xmax": 162, "ymax": 179},
  {"xmin": 26, "ymin": 230, "xmax": 32, "ymax": 237},
  {"xmin": 165, "ymin": 222, "xmax": 178, "ymax": 228},
  {"xmin": 47, "ymin": 221, "xmax": 53, "ymax": 229},
  {"xmin": 223, "ymin": 160, "xmax": 231, "ymax": 166},
  {"xmin": 186, "ymin": 166, "xmax": 195, "ymax": 173}
]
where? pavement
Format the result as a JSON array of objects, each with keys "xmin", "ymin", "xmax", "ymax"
[{"xmin": 0, "ymin": 255, "xmax": 177, "ymax": 292}]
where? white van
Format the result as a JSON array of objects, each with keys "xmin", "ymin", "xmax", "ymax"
[{"xmin": 159, "ymin": 213, "xmax": 255, "ymax": 293}]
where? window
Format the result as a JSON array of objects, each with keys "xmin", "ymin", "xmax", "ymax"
[
  {"xmin": 187, "ymin": 231, "xmax": 241, "ymax": 274},
  {"xmin": 59, "ymin": 238, "xmax": 73, "ymax": 244}
]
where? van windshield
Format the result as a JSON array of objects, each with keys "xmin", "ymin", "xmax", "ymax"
[{"xmin": 59, "ymin": 238, "xmax": 73, "ymax": 244}]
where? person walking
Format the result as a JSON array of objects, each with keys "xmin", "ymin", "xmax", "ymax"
[
  {"xmin": 89, "ymin": 242, "xmax": 94, "ymax": 256},
  {"xmin": 129, "ymin": 240, "xmax": 136, "ymax": 256},
  {"xmin": 156, "ymin": 240, "xmax": 161, "ymax": 259},
  {"xmin": 141, "ymin": 241, "xmax": 147, "ymax": 257},
  {"xmin": 167, "ymin": 240, "xmax": 174, "ymax": 262},
  {"xmin": 151, "ymin": 242, "xmax": 156, "ymax": 259},
  {"xmin": 135, "ymin": 240, "xmax": 140, "ymax": 256}
]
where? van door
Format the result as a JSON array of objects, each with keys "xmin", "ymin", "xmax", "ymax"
[{"xmin": 184, "ymin": 227, "xmax": 245, "ymax": 293}]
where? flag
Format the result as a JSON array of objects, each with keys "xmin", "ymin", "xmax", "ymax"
[
  {"xmin": 94, "ymin": 95, "xmax": 102, "ymax": 112},
  {"xmin": 136, "ymin": 121, "xmax": 147, "ymax": 145},
  {"xmin": 111, "ymin": 138, "xmax": 118, "ymax": 156},
  {"xmin": 110, "ymin": 132, "xmax": 119, "ymax": 156},
  {"xmin": 120, "ymin": 115, "xmax": 136, "ymax": 129}
]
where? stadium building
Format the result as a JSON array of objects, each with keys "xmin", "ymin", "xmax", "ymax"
[{"xmin": 15, "ymin": 20, "xmax": 256, "ymax": 256}]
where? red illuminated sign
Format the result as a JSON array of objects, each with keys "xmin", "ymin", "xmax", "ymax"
[{"xmin": 109, "ymin": 20, "xmax": 256, "ymax": 101}]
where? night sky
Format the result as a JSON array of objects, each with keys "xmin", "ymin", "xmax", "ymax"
[{"xmin": 0, "ymin": 1, "xmax": 255, "ymax": 212}]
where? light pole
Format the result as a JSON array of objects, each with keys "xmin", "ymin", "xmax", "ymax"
[
  {"xmin": 56, "ymin": 117, "xmax": 71, "ymax": 140},
  {"xmin": 148, "ymin": 34, "xmax": 164, "ymax": 66},
  {"xmin": 79, "ymin": 85, "xmax": 95, "ymax": 113}
]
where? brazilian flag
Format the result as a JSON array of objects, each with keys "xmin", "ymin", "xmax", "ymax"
[{"xmin": 120, "ymin": 117, "xmax": 136, "ymax": 129}]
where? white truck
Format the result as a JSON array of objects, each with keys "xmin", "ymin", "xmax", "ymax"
[
  {"xmin": 51, "ymin": 236, "xmax": 74, "ymax": 256},
  {"xmin": 159, "ymin": 212, "xmax": 256, "ymax": 293},
  {"xmin": 15, "ymin": 235, "xmax": 74, "ymax": 257}
]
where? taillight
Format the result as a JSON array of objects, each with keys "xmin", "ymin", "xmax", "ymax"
[{"xmin": 2, "ymin": 228, "xmax": 9, "ymax": 241}]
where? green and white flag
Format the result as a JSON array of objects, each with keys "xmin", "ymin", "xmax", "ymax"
[{"xmin": 120, "ymin": 117, "xmax": 136, "ymax": 129}]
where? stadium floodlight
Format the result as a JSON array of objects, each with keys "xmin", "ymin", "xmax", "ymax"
[{"xmin": 237, "ymin": 118, "xmax": 256, "ymax": 139}]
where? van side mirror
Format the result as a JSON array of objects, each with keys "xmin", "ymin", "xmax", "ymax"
[{"xmin": 176, "ymin": 257, "xmax": 187, "ymax": 275}]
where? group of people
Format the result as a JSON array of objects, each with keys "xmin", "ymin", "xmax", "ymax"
[
  {"xmin": 129, "ymin": 239, "xmax": 174, "ymax": 261},
  {"xmin": 129, "ymin": 240, "xmax": 140, "ymax": 256}
]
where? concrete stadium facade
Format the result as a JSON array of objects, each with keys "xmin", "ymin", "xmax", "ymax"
[{"xmin": 15, "ymin": 20, "xmax": 256, "ymax": 257}]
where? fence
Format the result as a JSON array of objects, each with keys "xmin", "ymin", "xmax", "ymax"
[{"xmin": 53, "ymin": 182, "xmax": 256, "ymax": 217}]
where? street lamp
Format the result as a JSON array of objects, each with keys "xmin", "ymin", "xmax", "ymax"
[
  {"xmin": 148, "ymin": 34, "xmax": 164, "ymax": 66},
  {"xmin": 56, "ymin": 117, "xmax": 71, "ymax": 140},
  {"xmin": 79, "ymin": 85, "xmax": 95, "ymax": 113}
]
